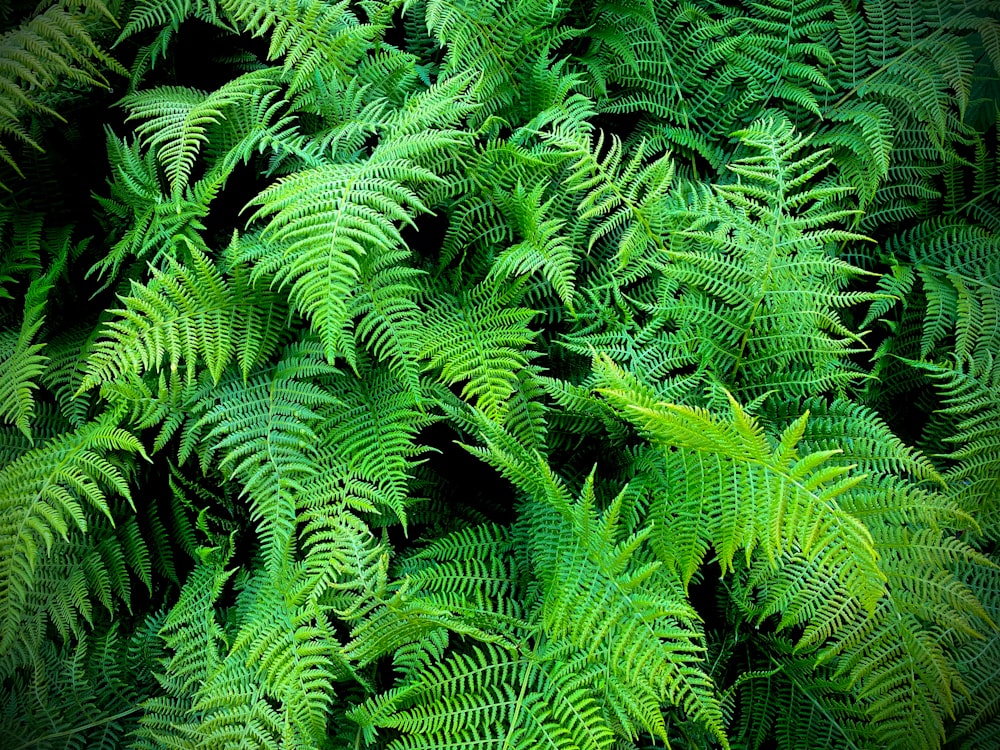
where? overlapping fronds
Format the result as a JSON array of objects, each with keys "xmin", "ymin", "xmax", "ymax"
[
  {"xmin": 2, "ymin": 1, "xmax": 999, "ymax": 749},
  {"xmin": 0, "ymin": 416, "xmax": 143, "ymax": 655},
  {"xmin": 81, "ymin": 248, "xmax": 288, "ymax": 388},
  {"xmin": 0, "ymin": 1, "xmax": 121, "ymax": 178}
]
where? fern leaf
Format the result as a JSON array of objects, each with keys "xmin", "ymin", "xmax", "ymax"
[
  {"xmin": 81, "ymin": 247, "xmax": 288, "ymax": 389},
  {"xmin": 0, "ymin": 267, "xmax": 52, "ymax": 439},
  {"xmin": 192, "ymin": 344, "xmax": 337, "ymax": 571},
  {"xmin": 121, "ymin": 69, "xmax": 280, "ymax": 196},
  {"xmin": 595, "ymin": 355, "xmax": 885, "ymax": 610},
  {"xmin": 244, "ymin": 133, "xmax": 448, "ymax": 364},
  {"xmin": 419, "ymin": 281, "xmax": 538, "ymax": 420},
  {"xmin": 0, "ymin": 417, "xmax": 143, "ymax": 654}
]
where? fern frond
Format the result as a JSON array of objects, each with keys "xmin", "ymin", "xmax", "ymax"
[
  {"xmin": 243, "ymin": 131, "xmax": 451, "ymax": 363},
  {"xmin": 301, "ymin": 359, "xmax": 435, "ymax": 528},
  {"xmin": 0, "ymin": 623, "xmax": 156, "ymax": 750},
  {"xmin": 0, "ymin": 416, "xmax": 144, "ymax": 654},
  {"xmin": 192, "ymin": 343, "xmax": 337, "ymax": 571},
  {"xmin": 660, "ymin": 116, "xmax": 878, "ymax": 397},
  {"xmin": 219, "ymin": 0, "xmax": 377, "ymax": 99},
  {"xmin": 595, "ymin": 355, "xmax": 885, "ymax": 609},
  {"xmin": 419, "ymin": 281, "xmax": 538, "ymax": 420},
  {"xmin": 0, "ymin": 258, "xmax": 57, "ymax": 438},
  {"xmin": 488, "ymin": 181, "xmax": 577, "ymax": 310},
  {"xmin": 0, "ymin": 2, "xmax": 120, "ymax": 177},
  {"xmin": 349, "ymin": 248, "xmax": 426, "ymax": 398},
  {"xmin": 226, "ymin": 566, "xmax": 355, "ymax": 742},
  {"xmin": 82, "ymin": 247, "xmax": 289, "ymax": 389},
  {"xmin": 121, "ymin": 69, "xmax": 281, "ymax": 196},
  {"xmin": 118, "ymin": 0, "xmax": 222, "ymax": 41},
  {"xmin": 421, "ymin": 0, "xmax": 574, "ymax": 123},
  {"xmin": 91, "ymin": 132, "xmax": 219, "ymax": 282}
]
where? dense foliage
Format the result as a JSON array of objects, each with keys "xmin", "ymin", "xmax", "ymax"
[{"xmin": 1, "ymin": 0, "xmax": 999, "ymax": 748}]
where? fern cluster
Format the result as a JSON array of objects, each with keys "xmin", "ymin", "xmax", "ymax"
[{"xmin": 1, "ymin": 0, "xmax": 999, "ymax": 748}]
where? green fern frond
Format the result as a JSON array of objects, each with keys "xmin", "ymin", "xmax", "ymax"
[
  {"xmin": 815, "ymin": 101, "xmax": 896, "ymax": 207},
  {"xmin": 118, "ymin": 0, "xmax": 222, "ymax": 41},
  {"xmin": 81, "ymin": 247, "xmax": 289, "ymax": 389},
  {"xmin": 0, "ymin": 416, "xmax": 144, "ymax": 654},
  {"xmin": 91, "ymin": 132, "xmax": 219, "ymax": 282},
  {"xmin": 243, "ymin": 132, "xmax": 450, "ymax": 364},
  {"xmin": 661, "ymin": 116, "xmax": 878, "ymax": 397},
  {"xmin": 821, "ymin": 600, "xmax": 962, "ymax": 750},
  {"xmin": 40, "ymin": 324, "xmax": 103, "ymax": 428},
  {"xmin": 192, "ymin": 343, "xmax": 337, "ymax": 571},
  {"xmin": 0, "ymin": 623, "xmax": 156, "ymax": 750},
  {"xmin": 299, "ymin": 503, "xmax": 389, "ymax": 612},
  {"xmin": 349, "ymin": 248, "xmax": 426, "ymax": 398},
  {"xmin": 350, "ymin": 471, "xmax": 728, "ymax": 748},
  {"xmin": 349, "ymin": 642, "xmax": 615, "ymax": 750},
  {"xmin": 226, "ymin": 566, "xmax": 355, "ymax": 742},
  {"xmin": 121, "ymin": 69, "xmax": 281, "ymax": 196},
  {"xmin": 733, "ymin": 635, "xmax": 869, "ymax": 750},
  {"xmin": 488, "ymin": 181, "xmax": 577, "ymax": 310},
  {"xmin": 548, "ymin": 126, "xmax": 675, "ymax": 270},
  {"xmin": 948, "ymin": 557, "xmax": 1000, "ymax": 749},
  {"xmin": 595, "ymin": 355, "xmax": 885, "ymax": 609},
  {"xmin": 421, "ymin": 0, "xmax": 574, "ymax": 123},
  {"xmin": 301, "ymin": 359, "xmax": 436, "ymax": 528},
  {"xmin": 219, "ymin": 0, "xmax": 377, "ymax": 99},
  {"xmin": 0, "ymin": 2, "xmax": 121, "ymax": 178},
  {"xmin": 913, "ymin": 355, "xmax": 1000, "ymax": 539},
  {"xmin": 0, "ymin": 259, "xmax": 56, "ymax": 439},
  {"xmin": 419, "ymin": 281, "xmax": 538, "ymax": 420}
]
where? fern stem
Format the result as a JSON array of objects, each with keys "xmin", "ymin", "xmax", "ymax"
[
  {"xmin": 500, "ymin": 658, "xmax": 535, "ymax": 750},
  {"xmin": 11, "ymin": 707, "xmax": 142, "ymax": 750},
  {"xmin": 770, "ymin": 654, "xmax": 864, "ymax": 750},
  {"xmin": 823, "ymin": 25, "xmax": 951, "ymax": 117}
]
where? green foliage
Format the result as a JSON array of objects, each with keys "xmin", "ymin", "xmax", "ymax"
[
  {"xmin": 1, "ymin": 0, "xmax": 999, "ymax": 749},
  {"xmin": 0, "ymin": 0, "xmax": 121, "ymax": 180}
]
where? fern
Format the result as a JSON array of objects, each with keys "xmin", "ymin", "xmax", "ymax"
[
  {"xmin": 349, "ymin": 473, "xmax": 727, "ymax": 749},
  {"xmin": 0, "ymin": 416, "xmax": 144, "ymax": 655},
  {"xmin": 419, "ymin": 280, "xmax": 539, "ymax": 420},
  {"xmin": 190, "ymin": 343, "xmax": 337, "ymax": 571},
  {"xmin": 241, "ymin": 131, "xmax": 449, "ymax": 364},
  {"xmin": 3, "ymin": 1, "xmax": 1000, "ymax": 749},
  {"xmin": 0, "ymin": 1, "xmax": 121, "ymax": 179},
  {"xmin": 0, "ymin": 253, "xmax": 58, "ymax": 438},
  {"xmin": 300, "ymin": 358, "xmax": 436, "ymax": 526},
  {"xmin": 121, "ymin": 69, "xmax": 282, "ymax": 196},
  {"xmin": 82, "ymin": 247, "xmax": 288, "ymax": 389},
  {"xmin": 594, "ymin": 355, "xmax": 884, "ymax": 607}
]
